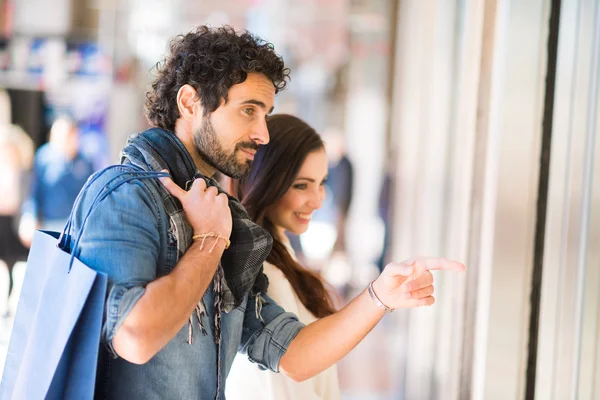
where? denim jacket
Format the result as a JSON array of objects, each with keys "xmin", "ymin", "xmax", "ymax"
[{"xmin": 71, "ymin": 165, "xmax": 304, "ymax": 399}]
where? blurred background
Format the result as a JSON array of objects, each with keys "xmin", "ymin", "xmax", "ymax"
[{"xmin": 0, "ymin": 0, "xmax": 599, "ymax": 399}]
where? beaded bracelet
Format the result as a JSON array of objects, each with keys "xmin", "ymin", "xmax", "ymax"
[{"xmin": 192, "ymin": 232, "xmax": 231, "ymax": 253}]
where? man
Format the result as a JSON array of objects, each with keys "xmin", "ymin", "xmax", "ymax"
[{"xmin": 71, "ymin": 26, "xmax": 465, "ymax": 399}]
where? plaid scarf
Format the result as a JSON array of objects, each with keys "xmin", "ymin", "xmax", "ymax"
[{"xmin": 121, "ymin": 127, "xmax": 271, "ymax": 332}]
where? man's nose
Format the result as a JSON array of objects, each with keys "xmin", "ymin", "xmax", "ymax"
[{"xmin": 250, "ymin": 118, "xmax": 270, "ymax": 145}]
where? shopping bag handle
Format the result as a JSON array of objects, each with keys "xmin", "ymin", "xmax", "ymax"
[
  {"xmin": 60, "ymin": 164, "xmax": 131, "ymax": 249},
  {"xmin": 59, "ymin": 165, "xmax": 169, "ymax": 273}
]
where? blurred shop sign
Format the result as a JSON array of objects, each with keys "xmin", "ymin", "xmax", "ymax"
[
  {"xmin": 13, "ymin": 0, "xmax": 72, "ymax": 36},
  {"xmin": 0, "ymin": 37, "xmax": 111, "ymax": 90}
]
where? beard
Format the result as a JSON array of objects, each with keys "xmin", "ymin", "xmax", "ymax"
[{"xmin": 193, "ymin": 117, "xmax": 259, "ymax": 179}]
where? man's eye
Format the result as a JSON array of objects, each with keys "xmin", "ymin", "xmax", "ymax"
[{"xmin": 243, "ymin": 108, "xmax": 254, "ymax": 115}]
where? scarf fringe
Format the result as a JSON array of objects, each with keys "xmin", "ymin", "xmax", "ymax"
[
  {"xmin": 187, "ymin": 299, "xmax": 208, "ymax": 344},
  {"xmin": 213, "ymin": 267, "xmax": 224, "ymax": 400},
  {"xmin": 255, "ymin": 293, "xmax": 266, "ymax": 324}
]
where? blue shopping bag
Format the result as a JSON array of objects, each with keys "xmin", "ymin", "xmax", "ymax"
[
  {"xmin": 0, "ymin": 229, "xmax": 107, "ymax": 399},
  {"xmin": 0, "ymin": 166, "xmax": 168, "ymax": 399}
]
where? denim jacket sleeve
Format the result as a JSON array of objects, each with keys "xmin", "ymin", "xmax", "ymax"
[
  {"xmin": 240, "ymin": 292, "xmax": 305, "ymax": 372},
  {"xmin": 71, "ymin": 167, "xmax": 165, "ymax": 357}
]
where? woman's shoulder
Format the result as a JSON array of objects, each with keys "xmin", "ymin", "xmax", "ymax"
[
  {"xmin": 263, "ymin": 261, "xmax": 288, "ymax": 283},
  {"xmin": 262, "ymin": 261, "xmax": 301, "ymax": 312}
]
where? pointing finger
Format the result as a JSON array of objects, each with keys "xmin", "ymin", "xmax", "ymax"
[{"xmin": 413, "ymin": 257, "xmax": 466, "ymax": 273}]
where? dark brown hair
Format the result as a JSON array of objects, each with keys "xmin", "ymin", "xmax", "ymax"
[
  {"xmin": 237, "ymin": 114, "xmax": 336, "ymax": 318},
  {"xmin": 145, "ymin": 25, "xmax": 290, "ymax": 132}
]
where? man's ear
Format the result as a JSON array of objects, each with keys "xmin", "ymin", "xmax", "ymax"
[{"xmin": 176, "ymin": 84, "xmax": 201, "ymax": 121}]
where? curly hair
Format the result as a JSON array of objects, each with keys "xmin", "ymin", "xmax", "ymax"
[{"xmin": 145, "ymin": 25, "xmax": 290, "ymax": 132}]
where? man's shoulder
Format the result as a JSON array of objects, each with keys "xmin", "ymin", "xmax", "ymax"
[
  {"xmin": 86, "ymin": 164, "xmax": 146, "ymax": 188},
  {"xmin": 77, "ymin": 165, "xmax": 164, "ymax": 215}
]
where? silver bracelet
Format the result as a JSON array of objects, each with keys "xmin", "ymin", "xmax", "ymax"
[{"xmin": 367, "ymin": 281, "xmax": 394, "ymax": 313}]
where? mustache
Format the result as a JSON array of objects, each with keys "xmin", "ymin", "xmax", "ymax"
[{"xmin": 236, "ymin": 141, "xmax": 260, "ymax": 151}]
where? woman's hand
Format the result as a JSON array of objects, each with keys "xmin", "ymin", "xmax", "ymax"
[{"xmin": 372, "ymin": 257, "xmax": 467, "ymax": 309}]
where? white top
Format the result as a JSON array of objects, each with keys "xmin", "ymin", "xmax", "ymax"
[{"xmin": 225, "ymin": 241, "xmax": 340, "ymax": 400}]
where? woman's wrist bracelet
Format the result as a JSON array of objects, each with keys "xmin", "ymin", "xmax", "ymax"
[
  {"xmin": 367, "ymin": 281, "xmax": 394, "ymax": 313},
  {"xmin": 192, "ymin": 232, "xmax": 230, "ymax": 253}
]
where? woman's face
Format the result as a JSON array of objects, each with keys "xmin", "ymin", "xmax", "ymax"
[{"xmin": 266, "ymin": 148, "xmax": 328, "ymax": 236}]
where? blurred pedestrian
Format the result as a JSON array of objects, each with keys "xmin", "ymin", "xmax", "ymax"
[
  {"xmin": 0, "ymin": 123, "xmax": 34, "ymax": 304},
  {"xmin": 19, "ymin": 115, "xmax": 95, "ymax": 246}
]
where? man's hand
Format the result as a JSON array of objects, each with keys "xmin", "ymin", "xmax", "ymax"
[
  {"xmin": 372, "ymin": 257, "xmax": 467, "ymax": 309},
  {"xmin": 113, "ymin": 172, "xmax": 233, "ymax": 364},
  {"xmin": 159, "ymin": 172, "xmax": 232, "ymax": 239}
]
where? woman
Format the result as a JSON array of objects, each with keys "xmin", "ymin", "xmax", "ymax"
[
  {"xmin": 226, "ymin": 114, "xmax": 340, "ymax": 400},
  {"xmin": 0, "ymin": 122, "xmax": 34, "ymax": 309}
]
